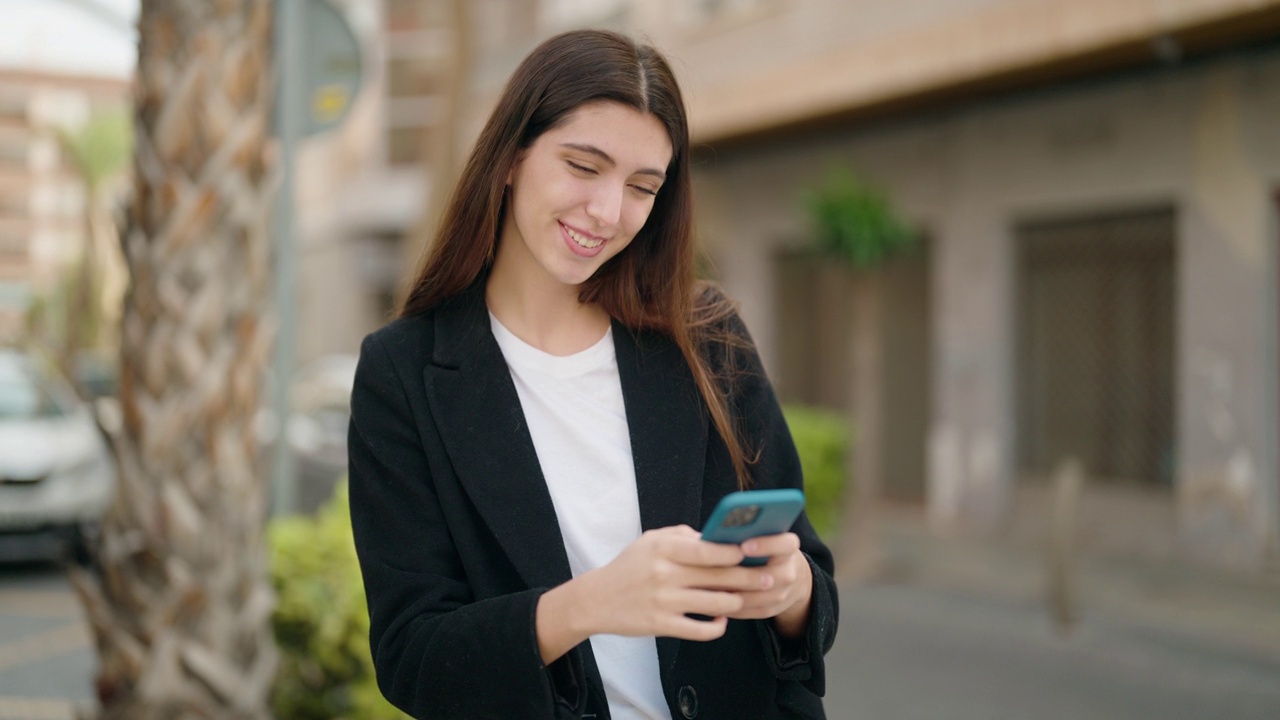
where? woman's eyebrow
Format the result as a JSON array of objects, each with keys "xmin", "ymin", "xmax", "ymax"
[{"xmin": 560, "ymin": 142, "xmax": 666, "ymax": 180}]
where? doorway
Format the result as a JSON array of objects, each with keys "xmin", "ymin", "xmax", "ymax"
[
  {"xmin": 1015, "ymin": 207, "xmax": 1176, "ymax": 486},
  {"xmin": 775, "ymin": 243, "xmax": 933, "ymax": 501}
]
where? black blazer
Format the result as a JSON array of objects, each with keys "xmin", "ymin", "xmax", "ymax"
[{"xmin": 348, "ymin": 280, "xmax": 838, "ymax": 720}]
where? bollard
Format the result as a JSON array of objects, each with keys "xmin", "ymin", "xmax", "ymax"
[{"xmin": 1046, "ymin": 457, "xmax": 1084, "ymax": 635}]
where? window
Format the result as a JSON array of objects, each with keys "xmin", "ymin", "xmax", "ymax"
[
  {"xmin": 0, "ymin": 140, "xmax": 26, "ymax": 167},
  {"xmin": 387, "ymin": 127, "xmax": 423, "ymax": 166},
  {"xmin": 387, "ymin": 57, "xmax": 445, "ymax": 98},
  {"xmin": 0, "ymin": 94, "xmax": 25, "ymax": 122},
  {"xmin": 1015, "ymin": 207, "xmax": 1176, "ymax": 486},
  {"xmin": 384, "ymin": 0, "xmax": 450, "ymax": 34},
  {"xmin": 0, "ymin": 233, "xmax": 26, "ymax": 258},
  {"xmin": 0, "ymin": 191, "xmax": 26, "ymax": 216}
]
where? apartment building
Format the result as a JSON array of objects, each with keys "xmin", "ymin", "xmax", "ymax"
[{"xmin": 0, "ymin": 70, "xmax": 128, "ymax": 342}]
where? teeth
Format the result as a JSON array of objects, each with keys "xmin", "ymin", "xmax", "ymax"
[{"xmin": 565, "ymin": 225, "xmax": 603, "ymax": 249}]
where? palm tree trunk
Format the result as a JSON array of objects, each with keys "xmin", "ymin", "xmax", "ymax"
[{"xmin": 71, "ymin": 1, "xmax": 279, "ymax": 717}]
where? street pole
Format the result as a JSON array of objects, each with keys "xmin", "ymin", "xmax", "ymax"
[{"xmin": 270, "ymin": 0, "xmax": 302, "ymax": 516}]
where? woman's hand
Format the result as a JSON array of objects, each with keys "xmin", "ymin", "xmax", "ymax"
[
  {"xmin": 725, "ymin": 532, "xmax": 813, "ymax": 639},
  {"xmin": 582, "ymin": 525, "xmax": 764, "ymax": 639},
  {"xmin": 537, "ymin": 525, "xmax": 771, "ymax": 663}
]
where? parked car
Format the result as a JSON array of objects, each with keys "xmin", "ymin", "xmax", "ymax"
[{"xmin": 0, "ymin": 348, "xmax": 115, "ymax": 563}]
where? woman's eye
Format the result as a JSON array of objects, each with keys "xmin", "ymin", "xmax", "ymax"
[
  {"xmin": 630, "ymin": 184, "xmax": 659, "ymax": 197},
  {"xmin": 566, "ymin": 160, "xmax": 596, "ymax": 174}
]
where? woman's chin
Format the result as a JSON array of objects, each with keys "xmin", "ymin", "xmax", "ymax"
[{"xmin": 546, "ymin": 257, "xmax": 608, "ymax": 288}]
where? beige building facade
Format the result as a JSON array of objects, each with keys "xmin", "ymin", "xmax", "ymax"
[
  {"xmin": 699, "ymin": 47, "xmax": 1279, "ymax": 566},
  {"xmin": 621, "ymin": 0, "xmax": 1280, "ymax": 567},
  {"xmin": 312, "ymin": 0, "xmax": 1280, "ymax": 566}
]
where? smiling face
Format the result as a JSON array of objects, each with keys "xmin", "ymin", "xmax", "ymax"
[{"xmin": 497, "ymin": 100, "xmax": 674, "ymax": 292}]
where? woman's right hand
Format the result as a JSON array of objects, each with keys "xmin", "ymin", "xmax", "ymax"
[{"xmin": 536, "ymin": 525, "xmax": 768, "ymax": 663}]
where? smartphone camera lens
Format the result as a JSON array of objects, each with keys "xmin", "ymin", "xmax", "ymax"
[{"xmin": 723, "ymin": 505, "xmax": 761, "ymax": 528}]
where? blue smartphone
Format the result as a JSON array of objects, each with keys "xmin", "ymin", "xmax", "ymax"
[{"xmin": 701, "ymin": 489, "xmax": 805, "ymax": 566}]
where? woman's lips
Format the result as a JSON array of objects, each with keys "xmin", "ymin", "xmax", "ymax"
[{"xmin": 560, "ymin": 221, "xmax": 607, "ymax": 258}]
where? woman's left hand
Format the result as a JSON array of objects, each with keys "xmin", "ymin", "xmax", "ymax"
[{"xmin": 725, "ymin": 532, "xmax": 813, "ymax": 638}]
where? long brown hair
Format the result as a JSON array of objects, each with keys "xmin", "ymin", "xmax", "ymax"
[{"xmin": 399, "ymin": 29, "xmax": 754, "ymax": 488}]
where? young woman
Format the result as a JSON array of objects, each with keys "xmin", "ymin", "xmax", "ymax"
[{"xmin": 348, "ymin": 29, "xmax": 838, "ymax": 720}]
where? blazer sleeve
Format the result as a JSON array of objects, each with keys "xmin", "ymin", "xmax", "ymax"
[
  {"xmin": 707, "ymin": 303, "xmax": 840, "ymax": 698},
  {"xmin": 348, "ymin": 331, "xmax": 587, "ymax": 720}
]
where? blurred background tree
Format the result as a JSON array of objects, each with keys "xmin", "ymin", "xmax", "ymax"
[
  {"xmin": 69, "ymin": 1, "xmax": 280, "ymax": 718},
  {"xmin": 55, "ymin": 107, "xmax": 130, "ymax": 377},
  {"xmin": 22, "ymin": 107, "xmax": 131, "ymax": 392}
]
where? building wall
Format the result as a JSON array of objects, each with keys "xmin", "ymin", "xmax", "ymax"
[
  {"xmin": 693, "ymin": 48, "xmax": 1280, "ymax": 566},
  {"xmin": 1178, "ymin": 59, "xmax": 1280, "ymax": 564},
  {"xmin": 293, "ymin": 0, "xmax": 538, "ymax": 367},
  {"xmin": 633, "ymin": 0, "xmax": 1280, "ymax": 143}
]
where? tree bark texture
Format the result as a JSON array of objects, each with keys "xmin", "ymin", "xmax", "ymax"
[{"xmin": 71, "ymin": 1, "xmax": 278, "ymax": 718}]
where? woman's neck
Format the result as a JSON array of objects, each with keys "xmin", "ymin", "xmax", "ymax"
[{"xmin": 486, "ymin": 244, "xmax": 611, "ymax": 357}]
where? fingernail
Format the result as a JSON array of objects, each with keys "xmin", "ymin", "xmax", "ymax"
[
  {"xmin": 761, "ymin": 574, "xmax": 774, "ymax": 589},
  {"xmin": 743, "ymin": 541, "xmax": 758, "ymax": 554}
]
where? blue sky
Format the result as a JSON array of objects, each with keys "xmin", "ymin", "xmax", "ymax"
[{"xmin": 0, "ymin": 0, "xmax": 139, "ymax": 78}]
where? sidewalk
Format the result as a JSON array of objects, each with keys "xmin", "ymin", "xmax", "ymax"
[
  {"xmin": 0, "ymin": 565, "xmax": 92, "ymax": 720},
  {"xmin": 821, "ymin": 497, "xmax": 1280, "ymax": 719},
  {"xmin": 859, "ymin": 495, "xmax": 1280, "ymax": 659}
]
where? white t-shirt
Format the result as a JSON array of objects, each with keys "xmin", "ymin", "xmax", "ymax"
[{"xmin": 489, "ymin": 313, "xmax": 668, "ymax": 720}]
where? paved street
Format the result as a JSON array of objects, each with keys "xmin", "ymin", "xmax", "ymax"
[
  {"xmin": 0, "ymin": 563, "xmax": 91, "ymax": 720},
  {"xmin": 2, "ymin": 542, "xmax": 1279, "ymax": 719}
]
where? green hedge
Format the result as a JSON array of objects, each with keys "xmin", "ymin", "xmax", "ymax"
[
  {"xmin": 782, "ymin": 405, "xmax": 849, "ymax": 540},
  {"xmin": 269, "ymin": 483, "xmax": 408, "ymax": 720}
]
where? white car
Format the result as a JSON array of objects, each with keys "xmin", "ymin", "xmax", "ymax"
[{"xmin": 0, "ymin": 348, "xmax": 115, "ymax": 563}]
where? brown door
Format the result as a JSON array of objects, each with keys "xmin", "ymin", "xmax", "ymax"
[{"xmin": 774, "ymin": 244, "xmax": 933, "ymax": 502}]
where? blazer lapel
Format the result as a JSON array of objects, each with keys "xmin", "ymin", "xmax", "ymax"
[
  {"xmin": 421, "ymin": 283, "xmax": 575, "ymax": 593},
  {"xmin": 612, "ymin": 320, "xmax": 708, "ymax": 678}
]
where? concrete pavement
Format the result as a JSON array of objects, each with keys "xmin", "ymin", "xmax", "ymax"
[
  {"xmin": 0, "ymin": 563, "xmax": 91, "ymax": 720},
  {"xmin": 825, "ymin": 581, "xmax": 1280, "ymax": 719},
  {"xmin": 1, "ymin": 502, "xmax": 1278, "ymax": 719},
  {"xmin": 863, "ymin": 500, "xmax": 1280, "ymax": 657},
  {"xmin": 821, "ymin": 502, "xmax": 1280, "ymax": 718}
]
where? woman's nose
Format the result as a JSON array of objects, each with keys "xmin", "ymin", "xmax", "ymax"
[{"xmin": 585, "ymin": 183, "xmax": 623, "ymax": 228}]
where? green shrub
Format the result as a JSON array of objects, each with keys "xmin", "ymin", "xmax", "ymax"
[
  {"xmin": 804, "ymin": 169, "xmax": 916, "ymax": 268},
  {"xmin": 782, "ymin": 405, "xmax": 849, "ymax": 540},
  {"xmin": 269, "ymin": 482, "xmax": 408, "ymax": 720}
]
